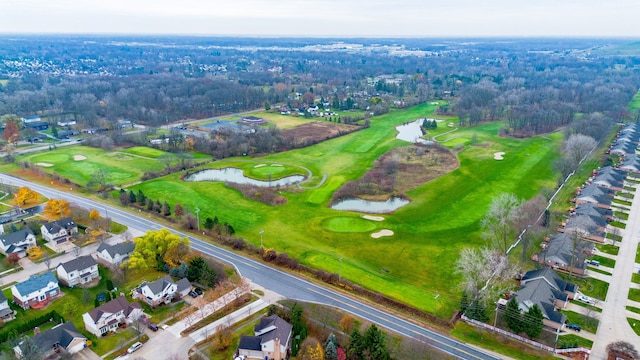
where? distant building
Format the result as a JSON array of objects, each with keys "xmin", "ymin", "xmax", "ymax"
[
  {"xmin": 21, "ymin": 116, "xmax": 42, "ymax": 123},
  {"xmin": 238, "ymin": 116, "xmax": 268, "ymax": 126},
  {"xmin": 57, "ymin": 119, "xmax": 77, "ymax": 127},
  {"xmin": 24, "ymin": 121, "xmax": 49, "ymax": 131}
]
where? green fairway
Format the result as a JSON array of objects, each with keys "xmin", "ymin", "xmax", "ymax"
[
  {"xmin": 132, "ymin": 102, "xmax": 562, "ymax": 315},
  {"xmin": 15, "ymin": 146, "xmax": 169, "ymax": 187},
  {"xmin": 630, "ymin": 90, "xmax": 640, "ymax": 111}
]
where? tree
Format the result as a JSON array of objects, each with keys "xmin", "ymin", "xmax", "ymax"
[
  {"xmin": 2, "ymin": 120, "xmax": 20, "ymax": 144},
  {"xmin": 481, "ymin": 193, "xmax": 523, "ymax": 254},
  {"xmin": 164, "ymin": 241, "xmax": 192, "ymax": 268},
  {"xmin": 606, "ymin": 341, "xmax": 640, "ymax": 360},
  {"xmin": 347, "ymin": 328, "xmax": 364, "ymax": 360},
  {"xmin": 290, "ymin": 302, "xmax": 307, "ymax": 356},
  {"xmin": 325, "ymin": 333, "xmax": 338, "ymax": 360},
  {"xmin": 459, "ymin": 291, "xmax": 470, "ymax": 315},
  {"xmin": 15, "ymin": 336, "xmax": 42, "ymax": 360},
  {"xmin": 43, "ymin": 198, "xmax": 71, "ymax": 218},
  {"xmin": 363, "ymin": 324, "xmax": 389, "ymax": 360},
  {"xmin": 13, "ymin": 187, "xmax": 38, "ymax": 206},
  {"xmin": 87, "ymin": 169, "xmax": 109, "ymax": 191},
  {"xmin": 523, "ymin": 304, "xmax": 544, "ymax": 339},
  {"xmin": 128, "ymin": 228, "xmax": 190, "ymax": 270},
  {"xmin": 174, "ymin": 203, "xmax": 184, "ymax": 218},
  {"xmin": 204, "ymin": 217, "xmax": 214, "ymax": 230},
  {"xmin": 564, "ymin": 134, "xmax": 597, "ymax": 170},
  {"xmin": 119, "ymin": 189, "xmax": 130, "ymax": 205},
  {"xmin": 128, "ymin": 190, "xmax": 137, "ymax": 204},
  {"xmin": 455, "ymin": 247, "xmax": 515, "ymax": 306},
  {"xmin": 466, "ymin": 299, "xmax": 489, "ymax": 322},
  {"xmin": 136, "ymin": 190, "xmax": 146, "ymax": 205},
  {"xmin": 162, "ymin": 201, "xmax": 171, "ymax": 216},
  {"xmin": 504, "ymin": 296, "xmax": 524, "ymax": 334},
  {"xmin": 89, "ymin": 209, "xmax": 100, "ymax": 226}
]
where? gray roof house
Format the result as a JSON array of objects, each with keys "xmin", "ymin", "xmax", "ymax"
[
  {"xmin": 83, "ymin": 295, "xmax": 143, "ymax": 337},
  {"xmin": 0, "ymin": 229, "xmax": 36, "ymax": 257},
  {"xmin": 132, "ymin": 275, "xmax": 190, "ymax": 306},
  {"xmin": 609, "ymin": 141, "xmax": 637, "ymax": 156},
  {"xmin": 14, "ymin": 321, "xmax": 87, "ymax": 358},
  {"xmin": 533, "ymin": 232, "xmax": 595, "ymax": 275},
  {"xmin": 0, "ymin": 291, "xmax": 15, "ymax": 322},
  {"xmin": 56, "ymin": 255, "xmax": 99, "ymax": 287},
  {"xmin": 514, "ymin": 268, "xmax": 578, "ymax": 330},
  {"xmin": 238, "ymin": 315, "xmax": 293, "ymax": 360},
  {"xmin": 41, "ymin": 217, "xmax": 78, "ymax": 245},
  {"xmin": 562, "ymin": 214, "xmax": 608, "ymax": 242},
  {"xmin": 96, "ymin": 241, "xmax": 135, "ymax": 266},
  {"xmin": 574, "ymin": 184, "xmax": 614, "ymax": 209},
  {"xmin": 619, "ymin": 154, "xmax": 640, "ymax": 173},
  {"xmin": 573, "ymin": 203, "xmax": 613, "ymax": 220},
  {"xmin": 591, "ymin": 166, "xmax": 626, "ymax": 190}
]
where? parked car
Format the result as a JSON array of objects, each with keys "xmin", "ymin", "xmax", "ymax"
[
  {"xmin": 148, "ymin": 322, "xmax": 158, "ymax": 331},
  {"xmin": 576, "ymin": 294, "xmax": 595, "ymax": 305},
  {"xmin": 189, "ymin": 290, "xmax": 198, "ymax": 298},
  {"xmin": 566, "ymin": 323, "xmax": 581, "ymax": 331},
  {"xmin": 586, "ymin": 259, "xmax": 600, "ymax": 266},
  {"xmin": 127, "ymin": 342, "xmax": 143, "ymax": 354},
  {"xmin": 194, "ymin": 288, "xmax": 204, "ymax": 296}
]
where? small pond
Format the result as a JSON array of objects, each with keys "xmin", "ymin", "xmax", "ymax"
[
  {"xmin": 330, "ymin": 197, "xmax": 410, "ymax": 214},
  {"xmin": 185, "ymin": 168, "xmax": 305, "ymax": 187},
  {"xmin": 395, "ymin": 119, "xmax": 435, "ymax": 145}
]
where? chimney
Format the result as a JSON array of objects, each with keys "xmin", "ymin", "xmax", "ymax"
[
  {"xmin": 273, "ymin": 338, "xmax": 281, "ymax": 360},
  {"xmin": 34, "ymin": 327, "xmax": 40, "ymax": 335}
]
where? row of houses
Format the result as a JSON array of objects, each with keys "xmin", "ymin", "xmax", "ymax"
[
  {"xmin": 0, "ymin": 217, "xmax": 78, "ymax": 258},
  {"xmin": 508, "ymin": 137, "xmax": 637, "ymax": 330}
]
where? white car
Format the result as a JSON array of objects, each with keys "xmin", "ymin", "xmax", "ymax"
[
  {"xmin": 127, "ymin": 342, "xmax": 143, "ymax": 354},
  {"xmin": 576, "ymin": 294, "xmax": 595, "ymax": 305}
]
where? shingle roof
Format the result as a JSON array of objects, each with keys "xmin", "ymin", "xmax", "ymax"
[
  {"xmin": 255, "ymin": 315, "xmax": 293, "ymax": 346},
  {"xmin": 86, "ymin": 295, "xmax": 142, "ymax": 323},
  {"xmin": 14, "ymin": 272, "xmax": 58, "ymax": 296},
  {"xmin": 57, "ymin": 255, "xmax": 97, "ymax": 273},
  {"xmin": 515, "ymin": 279, "xmax": 567, "ymax": 325},
  {"xmin": 0, "ymin": 229, "xmax": 34, "ymax": 247},
  {"xmin": 0, "ymin": 291, "xmax": 6, "ymax": 303},
  {"xmin": 97, "ymin": 241, "xmax": 135, "ymax": 258},
  {"xmin": 28, "ymin": 321, "xmax": 85, "ymax": 352},
  {"xmin": 574, "ymin": 203, "xmax": 612, "ymax": 218},
  {"xmin": 176, "ymin": 278, "xmax": 192, "ymax": 293},
  {"xmin": 540, "ymin": 233, "xmax": 593, "ymax": 269},
  {"xmin": 239, "ymin": 335, "xmax": 263, "ymax": 351},
  {"xmin": 140, "ymin": 275, "xmax": 175, "ymax": 296},
  {"xmin": 522, "ymin": 268, "xmax": 577, "ymax": 293},
  {"xmin": 42, "ymin": 217, "xmax": 76, "ymax": 234}
]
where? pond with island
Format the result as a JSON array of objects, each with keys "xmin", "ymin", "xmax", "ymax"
[{"xmin": 184, "ymin": 168, "xmax": 305, "ymax": 187}]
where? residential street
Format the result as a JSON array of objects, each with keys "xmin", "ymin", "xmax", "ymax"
[{"xmin": 590, "ymin": 183, "xmax": 640, "ymax": 359}]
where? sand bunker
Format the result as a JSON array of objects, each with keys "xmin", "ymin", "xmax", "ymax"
[
  {"xmin": 73, "ymin": 155, "xmax": 87, "ymax": 161},
  {"xmin": 371, "ymin": 229, "xmax": 394, "ymax": 238},
  {"xmin": 36, "ymin": 162, "xmax": 54, "ymax": 167},
  {"xmin": 493, "ymin": 152, "xmax": 505, "ymax": 160},
  {"xmin": 254, "ymin": 164, "xmax": 266, "ymax": 168},
  {"xmin": 363, "ymin": 215, "xmax": 385, "ymax": 222},
  {"xmin": 272, "ymin": 164, "xmax": 283, "ymax": 167}
]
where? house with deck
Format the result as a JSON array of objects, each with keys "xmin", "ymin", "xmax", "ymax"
[{"xmin": 11, "ymin": 272, "xmax": 61, "ymax": 309}]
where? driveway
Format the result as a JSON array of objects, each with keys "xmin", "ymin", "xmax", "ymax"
[{"xmin": 73, "ymin": 348, "xmax": 101, "ymax": 360}]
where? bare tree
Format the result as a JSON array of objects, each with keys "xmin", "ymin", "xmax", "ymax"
[
  {"xmin": 73, "ymin": 245, "xmax": 81, "ymax": 257},
  {"xmin": 564, "ymin": 134, "xmax": 597, "ymax": 170},
  {"xmin": 455, "ymin": 247, "xmax": 516, "ymax": 304},
  {"xmin": 606, "ymin": 341, "xmax": 640, "ymax": 360},
  {"xmin": 481, "ymin": 193, "xmax": 523, "ymax": 254},
  {"xmin": 43, "ymin": 253, "xmax": 52, "ymax": 270}
]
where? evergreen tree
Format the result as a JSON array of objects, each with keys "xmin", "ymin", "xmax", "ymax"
[
  {"xmin": 290, "ymin": 303, "xmax": 307, "ymax": 356},
  {"xmin": 364, "ymin": 324, "xmax": 390, "ymax": 360},
  {"xmin": 523, "ymin": 304, "xmax": 544, "ymax": 339},
  {"xmin": 460, "ymin": 291, "xmax": 469, "ymax": 315},
  {"xmin": 137, "ymin": 190, "xmax": 146, "ymax": 205},
  {"xmin": 505, "ymin": 297, "xmax": 524, "ymax": 334},
  {"xmin": 213, "ymin": 216, "xmax": 219, "ymax": 225},
  {"xmin": 129, "ymin": 190, "xmax": 137, "ymax": 204},
  {"xmin": 204, "ymin": 217, "xmax": 214, "ymax": 230},
  {"xmin": 146, "ymin": 198, "xmax": 154, "ymax": 211},
  {"xmin": 466, "ymin": 299, "xmax": 489, "ymax": 322},
  {"xmin": 325, "ymin": 333, "xmax": 338, "ymax": 360},
  {"xmin": 347, "ymin": 328, "xmax": 364, "ymax": 360},
  {"xmin": 162, "ymin": 201, "xmax": 171, "ymax": 216}
]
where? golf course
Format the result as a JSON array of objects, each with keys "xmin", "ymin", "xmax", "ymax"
[{"xmin": 9, "ymin": 102, "xmax": 562, "ymax": 314}]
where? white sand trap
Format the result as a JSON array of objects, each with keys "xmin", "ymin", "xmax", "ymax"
[
  {"xmin": 371, "ymin": 229, "xmax": 394, "ymax": 238},
  {"xmin": 493, "ymin": 152, "xmax": 505, "ymax": 160},
  {"xmin": 73, "ymin": 155, "xmax": 87, "ymax": 161},
  {"xmin": 363, "ymin": 215, "xmax": 385, "ymax": 222},
  {"xmin": 254, "ymin": 164, "xmax": 267, "ymax": 168},
  {"xmin": 36, "ymin": 162, "xmax": 54, "ymax": 167},
  {"xmin": 271, "ymin": 164, "xmax": 283, "ymax": 167}
]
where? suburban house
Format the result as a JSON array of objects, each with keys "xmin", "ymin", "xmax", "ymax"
[
  {"xmin": 574, "ymin": 184, "xmax": 615, "ymax": 209},
  {"xmin": 14, "ymin": 321, "xmax": 87, "ymax": 358},
  {"xmin": 609, "ymin": 141, "xmax": 636, "ymax": 156},
  {"xmin": 24, "ymin": 121, "xmax": 49, "ymax": 131},
  {"xmin": 56, "ymin": 255, "xmax": 99, "ymax": 287},
  {"xmin": 96, "ymin": 241, "xmax": 135, "ymax": 266},
  {"xmin": 132, "ymin": 275, "xmax": 190, "ymax": 306},
  {"xmin": 57, "ymin": 119, "xmax": 77, "ymax": 127},
  {"xmin": 590, "ymin": 166, "xmax": 626, "ymax": 191},
  {"xmin": 41, "ymin": 217, "xmax": 78, "ymax": 245},
  {"xmin": 176, "ymin": 278, "xmax": 193, "ymax": 299},
  {"xmin": 0, "ymin": 229, "xmax": 36, "ymax": 258},
  {"xmin": 572, "ymin": 202, "xmax": 614, "ymax": 221},
  {"xmin": 514, "ymin": 268, "xmax": 578, "ymax": 330},
  {"xmin": 238, "ymin": 315, "xmax": 293, "ymax": 360},
  {"xmin": 83, "ymin": 295, "xmax": 143, "ymax": 337},
  {"xmin": 532, "ymin": 233, "xmax": 594, "ymax": 276},
  {"xmin": 11, "ymin": 272, "xmax": 62, "ymax": 309},
  {"xmin": 0, "ymin": 291, "xmax": 16, "ymax": 322},
  {"xmin": 619, "ymin": 154, "xmax": 640, "ymax": 173},
  {"xmin": 21, "ymin": 115, "xmax": 42, "ymax": 123},
  {"xmin": 561, "ymin": 214, "xmax": 608, "ymax": 243}
]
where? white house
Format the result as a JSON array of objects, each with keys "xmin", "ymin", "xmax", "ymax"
[
  {"xmin": 21, "ymin": 116, "xmax": 42, "ymax": 123},
  {"xmin": 0, "ymin": 291, "xmax": 15, "ymax": 322},
  {"xmin": 11, "ymin": 272, "xmax": 61, "ymax": 309},
  {"xmin": 96, "ymin": 241, "xmax": 135, "ymax": 266},
  {"xmin": 0, "ymin": 229, "xmax": 36, "ymax": 258},
  {"xmin": 56, "ymin": 255, "xmax": 99, "ymax": 287},
  {"xmin": 83, "ymin": 295, "xmax": 143, "ymax": 337},
  {"xmin": 14, "ymin": 322, "xmax": 86, "ymax": 358},
  {"xmin": 238, "ymin": 315, "xmax": 292, "ymax": 360},
  {"xmin": 132, "ymin": 275, "xmax": 183, "ymax": 307},
  {"xmin": 41, "ymin": 217, "xmax": 78, "ymax": 245}
]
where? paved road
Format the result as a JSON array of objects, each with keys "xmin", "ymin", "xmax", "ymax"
[
  {"xmin": 590, "ymin": 183, "xmax": 640, "ymax": 359},
  {"xmin": 0, "ymin": 173, "xmax": 500, "ymax": 360}
]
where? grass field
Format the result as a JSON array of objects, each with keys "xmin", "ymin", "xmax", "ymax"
[
  {"xmin": 131, "ymin": 102, "xmax": 562, "ymax": 314},
  {"xmin": 630, "ymin": 90, "xmax": 640, "ymax": 111},
  {"xmin": 9, "ymin": 146, "xmax": 171, "ymax": 187}
]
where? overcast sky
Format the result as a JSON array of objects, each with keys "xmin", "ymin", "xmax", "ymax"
[{"xmin": 0, "ymin": 0, "xmax": 639, "ymax": 37}]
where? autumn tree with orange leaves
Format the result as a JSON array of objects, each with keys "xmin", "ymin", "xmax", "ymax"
[
  {"xmin": 43, "ymin": 198, "xmax": 71, "ymax": 219},
  {"xmin": 13, "ymin": 187, "xmax": 39, "ymax": 206}
]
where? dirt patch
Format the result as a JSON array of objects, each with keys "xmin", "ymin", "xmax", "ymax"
[
  {"xmin": 493, "ymin": 152, "xmax": 505, "ymax": 160},
  {"xmin": 363, "ymin": 215, "xmax": 385, "ymax": 221},
  {"xmin": 282, "ymin": 121, "xmax": 362, "ymax": 147},
  {"xmin": 36, "ymin": 162, "xmax": 54, "ymax": 167},
  {"xmin": 73, "ymin": 155, "xmax": 87, "ymax": 161},
  {"xmin": 371, "ymin": 229, "xmax": 394, "ymax": 238},
  {"xmin": 333, "ymin": 144, "xmax": 459, "ymax": 202}
]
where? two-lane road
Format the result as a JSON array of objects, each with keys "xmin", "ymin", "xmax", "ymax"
[{"xmin": 0, "ymin": 173, "xmax": 501, "ymax": 360}]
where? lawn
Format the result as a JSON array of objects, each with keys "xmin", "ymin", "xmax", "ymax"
[
  {"xmin": 629, "ymin": 288, "xmax": 640, "ymax": 302},
  {"xmin": 628, "ymin": 318, "xmax": 640, "ymax": 336},
  {"xmin": 629, "ymin": 90, "xmax": 640, "ymax": 111},
  {"xmin": 560, "ymin": 310, "xmax": 599, "ymax": 333},
  {"xmin": 556, "ymin": 334, "xmax": 593, "ymax": 349},
  {"xmin": 9, "ymin": 146, "xmax": 169, "ymax": 187},
  {"xmin": 131, "ymin": 102, "xmax": 562, "ymax": 315},
  {"xmin": 564, "ymin": 275, "xmax": 609, "ymax": 301},
  {"xmin": 589, "ymin": 255, "xmax": 616, "ymax": 268},
  {"xmin": 596, "ymin": 244, "xmax": 620, "ymax": 256}
]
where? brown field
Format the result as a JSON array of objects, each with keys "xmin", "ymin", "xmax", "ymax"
[{"xmin": 282, "ymin": 121, "xmax": 362, "ymax": 146}]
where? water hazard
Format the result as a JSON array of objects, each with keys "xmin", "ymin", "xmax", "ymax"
[{"xmin": 184, "ymin": 168, "xmax": 305, "ymax": 187}]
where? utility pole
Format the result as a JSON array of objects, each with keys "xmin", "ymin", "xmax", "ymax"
[
  {"xmin": 259, "ymin": 229, "xmax": 264, "ymax": 248},
  {"xmin": 195, "ymin": 207, "xmax": 200, "ymax": 232}
]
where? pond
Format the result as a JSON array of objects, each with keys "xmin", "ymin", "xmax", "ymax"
[
  {"xmin": 330, "ymin": 197, "xmax": 410, "ymax": 214},
  {"xmin": 395, "ymin": 119, "xmax": 435, "ymax": 145},
  {"xmin": 185, "ymin": 168, "xmax": 305, "ymax": 187}
]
